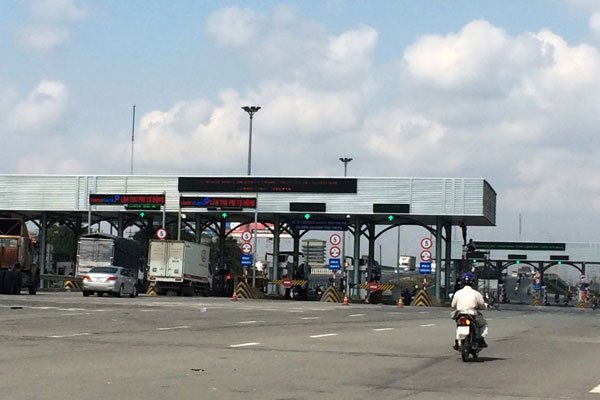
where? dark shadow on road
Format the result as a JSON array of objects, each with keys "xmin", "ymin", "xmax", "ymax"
[{"xmin": 468, "ymin": 356, "xmax": 507, "ymax": 362}]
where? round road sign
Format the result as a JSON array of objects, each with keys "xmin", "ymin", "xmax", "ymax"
[
  {"xmin": 329, "ymin": 246, "xmax": 341, "ymax": 258},
  {"xmin": 155, "ymin": 228, "xmax": 168, "ymax": 240},
  {"xmin": 241, "ymin": 231, "xmax": 252, "ymax": 242},
  {"xmin": 420, "ymin": 237, "xmax": 433, "ymax": 249},
  {"xmin": 420, "ymin": 249, "xmax": 432, "ymax": 262},
  {"xmin": 241, "ymin": 243, "xmax": 252, "ymax": 254},
  {"xmin": 329, "ymin": 234, "xmax": 342, "ymax": 246}
]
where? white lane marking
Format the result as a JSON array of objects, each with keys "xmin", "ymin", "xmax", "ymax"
[
  {"xmin": 418, "ymin": 311, "xmax": 430, "ymax": 314},
  {"xmin": 373, "ymin": 328, "xmax": 394, "ymax": 332},
  {"xmin": 420, "ymin": 324, "xmax": 436, "ymax": 327},
  {"xmin": 58, "ymin": 308, "xmax": 86, "ymax": 311},
  {"xmin": 60, "ymin": 313, "xmax": 90, "ymax": 316},
  {"xmin": 239, "ymin": 320, "xmax": 264, "ymax": 324},
  {"xmin": 229, "ymin": 342, "xmax": 260, "ymax": 348},
  {"xmin": 590, "ymin": 383, "xmax": 600, "ymax": 393},
  {"xmin": 156, "ymin": 326, "xmax": 190, "ymax": 331},
  {"xmin": 310, "ymin": 333, "xmax": 338, "ymax": 338},
  {"xmin": 48, "ymin": 333, "xmax": 91, "ymax": 338},
  {"xmin": 349, "ymin": 313, "xmax": 365, "ymax": 317},
  {"xmin": 289, "ymin": 310, "xmax": 304, "ymax": 313},
  {"xmin": 301, "ymin": 317, "xmax": 320, "ymax": 320}
]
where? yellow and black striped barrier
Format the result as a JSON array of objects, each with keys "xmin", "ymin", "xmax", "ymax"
[
  {"xmin": 320, "ymin": 286, "xmax": 342, "ymax": 303},
  {"xmin": 234, "ymin": 282, "xmax": 265, "ymax": 299},
  {"xmin": 532, "ymin": 296, "xmax": 541, "ymax": 306},
  {"xmin": 271, "ymin": 279, "xmax": 308, "ymax": 286},
  {"xmin": 411, "ymin": 289, "xmax": 433, "ymax": 306},
  {"xmin": 576, "ymin": 300, "xmax": 586, "ymax": 308},
  {"xmin": 146, "ymin": 282, "xmax": 157, "ymax": 296},
  {"xmin": 63, "ymin": 278, "xmax": 83, "ymax": 292},
  {"xmin": 356, "ymin": 283, "xmax": 396, "ymax": 291}
]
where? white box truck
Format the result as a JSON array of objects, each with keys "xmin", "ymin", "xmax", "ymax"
[{"xmin": 147, "ymin": 240, "xmax": 211, "ymax": 296}]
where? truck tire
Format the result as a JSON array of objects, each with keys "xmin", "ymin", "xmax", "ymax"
[
  {"xmin": 3, "ymin": 271, "xmax": 15, "ymax": 294},
  {"xmin": 183, "ymin": 282, "xmax": 194, "ymax": 297},
  {"xmin": 12, "ymin": 271, "xmax": 22, "ymax": 294},
  {"xmin": 0, "ymin": 270, "xmax": 5, "ymax": 294},
  {"xmin": 28, "ymin": 274, "xmax": 39, "ymax": 295}
]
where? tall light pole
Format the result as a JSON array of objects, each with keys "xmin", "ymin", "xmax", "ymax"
[
  {"xmin": 339, "ymin": 157, "xmax": 352, "ymax": 177},
  {"xmin": 339, "ymin": 157, "xmax": 352, "ymax": 294},
  {"xmin": 130, "ymin": 105, "xmax": 136, "ymax": 175},
  {"xmin": 242, "ymin": 106, "xmax": 261, "ymax": 175}
]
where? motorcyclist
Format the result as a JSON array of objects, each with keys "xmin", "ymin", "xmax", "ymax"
[{"xmin": 451, "ymin": 273, "xmax": 488, "ymax": 350}]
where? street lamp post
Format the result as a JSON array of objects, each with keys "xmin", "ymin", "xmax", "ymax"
[
  {"xmin": 339, "ymin": 157, "xmax": 352, "ymax": 295},
  {"xmin": 242, "ymin": 106, "xmax": 261, "ymax": 176}
]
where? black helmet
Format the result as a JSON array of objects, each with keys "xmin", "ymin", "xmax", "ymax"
[{"xmin": 462, "ymin": 273, "xmax": 475, "ymax": 287}]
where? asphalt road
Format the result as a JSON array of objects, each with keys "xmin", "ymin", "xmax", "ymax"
[{"xmin": 1, "ymin": 293, "xmax": 600, "ymax": 400}]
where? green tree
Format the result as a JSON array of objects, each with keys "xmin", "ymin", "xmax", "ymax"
[
  {"xmin": 209, "ymin": 236, "xmax": 242, "ymax": 277},
  {"xmin": 46, "ymin": 225, "xmax": 77, "ymax": 262}
]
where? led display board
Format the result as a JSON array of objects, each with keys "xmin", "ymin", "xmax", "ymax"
[
  {"xmin": 89, "ymin": 194, "xmax": 165, "ymax": 205},
  {"xmin": 179, "ymin": 196, "xmax": 257, "ymax": 209},
  {"xmin": 178, "ymin": 177, "xmax": 357, "ymax": 193}
]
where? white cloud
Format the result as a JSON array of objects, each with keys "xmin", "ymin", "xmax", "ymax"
[
  {"xmin": 206, "ymin": 6, "xmax": 263, "ymax": 48},
  {"xmin": 590, "ymin": 12, "xmax": 600, "ymax": 35},
  {"xmin": 29, "ymin": 0, "xmax": 86, "ymax": 22},
  {"xmin": 16, "ymin": 24, "xmax": 70, "ymax": 52},
  {"xmin": 16, "ymin": 0, "xmax": 86, "ymax": 52},
  {"xmin": 10, "ymin": 80, "xmax": 69, "ymax": 131}
]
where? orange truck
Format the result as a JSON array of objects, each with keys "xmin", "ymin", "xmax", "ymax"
[{"xmin": 0, "ymin": 218, "xmax": 40, "ymax": 294}]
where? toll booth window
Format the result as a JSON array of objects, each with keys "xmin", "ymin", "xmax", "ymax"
[{"xmin": 0, "ymin": 239, "xmax": 18, "ymax": 247}]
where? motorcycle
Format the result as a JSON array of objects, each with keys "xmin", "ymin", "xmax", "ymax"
[{"xmin": 454, "ymin": 310, "xmax": 483, "ymax": 362}]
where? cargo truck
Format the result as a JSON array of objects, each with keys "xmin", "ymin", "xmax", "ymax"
[
  {"xmin": 76, "ymin": 233, "xmax": 144, "ymax": 288},
  {"xmin": 147, "ymin": 240, "xmax": 211, "ymax": 296},
  {"xmin": 0, "ymin": 218, "xmax": 40, "ymax": 294}
]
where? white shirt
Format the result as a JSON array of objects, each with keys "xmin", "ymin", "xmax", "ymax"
[{"xmin": 451, "ymin": 285, "xmax": 485, "ymax": 311}]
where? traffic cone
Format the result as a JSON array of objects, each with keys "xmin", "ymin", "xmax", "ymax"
[
  {"xmin": 342, "ymin": 295, "xmax": 349, "ymax": 305},
  {"xmin": 231, "ymin": 291, "xmax": 238, "ymax": 301},
  {"xmin": 397, "ymin": 297, "xmax": 404, "ymax": 309}
]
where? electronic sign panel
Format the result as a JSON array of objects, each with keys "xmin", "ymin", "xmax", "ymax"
[
  {"xmin": 179, "ymin": 196, "xmax": 257, "ymax": 209},
  {"xmin": 89, "ymin": 194, "xmax": 165, "ymax": 205},
  {"xmin": 178, "ymin": 177, "xmax": 357, "ymax": 193}
]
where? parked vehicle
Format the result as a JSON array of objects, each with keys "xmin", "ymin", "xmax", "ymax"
[
  {"xmin": 147, "ymin": 240, "xmax": 211, "ymax": 296},
  {"xmin": 454, "ymin": 310, "xmax": 484, "ymax": 362},
  {"xmin": 0, "ymin": 217, "xmax": 40, "ymax": 294},
  {"xmin": 76, "ymin": 233, "xmax": 144, "ymax": 289},
  {"xmin": 82, "ymin": 266, "xmax": 138, "ymax": 297}
]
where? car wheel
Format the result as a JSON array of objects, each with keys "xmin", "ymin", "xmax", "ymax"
[
  {"xmin": 115, "ymin": 285, "xmax": 123, "ymax": 297},
  {"xmin": 97, "ymin": 292, "xmax": 104, "ymax": 297},
  {"xmin": 83, "ymin": 290, "xmax": 92, "ymax": 297},
  {"xmin": 129, "ymin": 285, "xmax": 137, "ymax": 298}
]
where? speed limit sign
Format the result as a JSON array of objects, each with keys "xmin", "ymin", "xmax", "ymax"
[
  {"xmin": 241, "ymin": 231, "xmax": 252, "ymax": 242},
  {"xmin": 155, "ymin": 228, "xmax": 168, "ymax": 240}
]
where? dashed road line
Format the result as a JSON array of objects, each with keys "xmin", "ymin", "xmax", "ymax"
[
  {"xmin": 156, "ymin": 325, "xmax": 190, "ymax": 331},
  {"xmin": 301, "ymin": 317, "xmax": 320, "ymax": 320},
  {"xmin": 229, "ymin": 342, "xmax": 260, "ymax": 348},
  {"xmin": 420, "ymin": 324, "xmax": 436, "ymax": 327},
  {"xmin": 590, "ymin": 383, "xmax": 600, "ymax": 393},
  {"xmin": 310, "ymin": 333, "xmax": 338, "ymax": 338},
  {"xmin": 239, "ymin": 320, "xmax": 264, "ymax": 324},
  {"xmin": 48, "ymin": 333, "xmax": 91, "ymax": 338},
  {"xmin": 373, "ymin": 328, "xmax": 394, "ymax": 332},
  {"xmin": 349, "ymin": 313, "xmax": 365, "ymax": 317}
]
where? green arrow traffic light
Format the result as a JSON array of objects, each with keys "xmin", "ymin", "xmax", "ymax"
[
  {"xmin": 139, "ymin": 211, "xmax": 146, "ymax": 218},
  {"xmin": 388, "ymin": 215, "xmax": 394, "ymax": 221},
  {"xmin": 304, "ymin": 213, "xmax": 311, "ymax": 220},
  {"xmin": 221, "ymin": 212, "xmax": 228, "ymax": 219}
]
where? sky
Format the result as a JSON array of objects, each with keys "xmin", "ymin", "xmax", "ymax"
[{"xmin": 3, "ymin": 0, "xmax": 600, "ymax": 264}]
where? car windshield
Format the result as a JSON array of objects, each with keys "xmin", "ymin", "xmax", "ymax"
[{"xmin": 89, "ymin": 267, "xmax": 119, "ymax": 274}]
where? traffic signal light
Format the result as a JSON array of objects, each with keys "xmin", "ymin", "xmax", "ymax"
[
  {"xmin": 516, "ymin": 260, "xmax": 520, "ymax": 264},
  {"xmin": 557, "ymin": 260, "xmax": 562, "ymax": 265},
  {"xmin": 304, "ymin": 213, "xmax": 311, "ymax": 220},
  {"xmin": 221, "ymin": 212, "xmax": 228, "ymax": 219},
  {"xmin": 139, "ymin": 211, "xmax": 146, "ymax": 218},
  {"xmin": 388, "ymin": 215, "xmax": 394, "ymax": 221}
]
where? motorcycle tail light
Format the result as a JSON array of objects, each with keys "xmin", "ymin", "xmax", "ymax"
[{"xmin": 458, "ymin": 317, "xmax": 470, "ymax": 326}]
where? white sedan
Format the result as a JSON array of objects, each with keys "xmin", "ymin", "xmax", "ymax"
[{"xmin": 82, "ymin": 266, "xmax": 138, "ymax": 297}]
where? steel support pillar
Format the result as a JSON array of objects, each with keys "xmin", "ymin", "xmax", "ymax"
[{"xmin": 435, "ymin": 218, "xmax": 443, "ymax": 300}]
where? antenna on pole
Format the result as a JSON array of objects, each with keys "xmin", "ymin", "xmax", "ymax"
[{"xmin": 130, "ymin": 105, "xmax": 136, "ymax": 175}]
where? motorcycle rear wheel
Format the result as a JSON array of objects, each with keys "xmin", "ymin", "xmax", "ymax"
[{"xmin": 460, "ymin": 338, "xmax": 470, "ymax": 362}]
